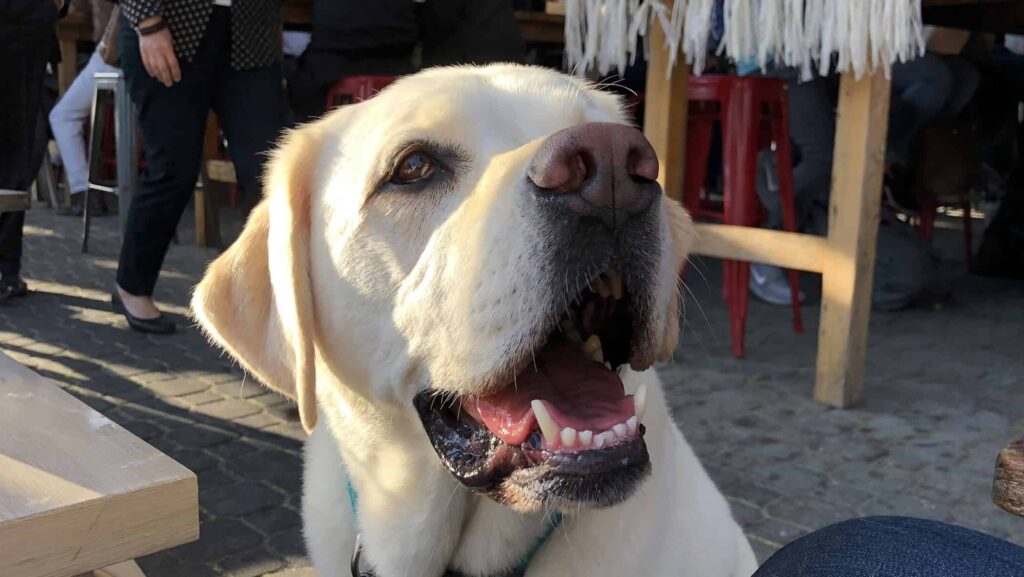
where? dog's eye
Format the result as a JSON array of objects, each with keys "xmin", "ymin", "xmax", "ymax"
[{"xmin": 390, "ymin": 151, "xmax": 437, "ymax": 185}]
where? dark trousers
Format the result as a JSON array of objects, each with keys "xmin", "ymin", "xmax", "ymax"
[
  {"xmin": 117, "ymin": 7, "xmax": 285, "ymax": 296},
  {"xmin": 754, "ymin": 517, "xmax": 1024, "ymax": 576},
  {"xmin": 0, "ymin": 26, "xmax": 52, "ymax": 279}
]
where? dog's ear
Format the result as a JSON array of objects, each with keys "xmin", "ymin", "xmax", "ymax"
[
  {"xmin": 657, "ymin": 197, "xmax": 695, "ymax": 360},
  {"xmin": 192, "ymin": 126, "xmax": 320, "ymax": 433}
]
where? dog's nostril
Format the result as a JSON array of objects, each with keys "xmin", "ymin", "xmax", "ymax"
[
  {"xmin": 529, "ymin": 150, "xmax": 590, "ymax": 193},
  {"xmin": 626, "ymin": 145, "xmax": 659, "ymax": 183}
]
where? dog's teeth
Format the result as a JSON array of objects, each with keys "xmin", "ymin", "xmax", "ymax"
[
  {"xmin": 613, "ymin": 423, "xmax": 628, "ymax": 439},
  {"xmin": 590, "ymin": 348, "xmax": 604, "ymax": 363},
  {"xmin": 579, "ymin": 430, "xmax": 593, "ymax": 447},
  {"xmin": 626, "ymin": 416, "xmax": 638, "ymax": 434},
  {"xmin": 634, "ymin": 383, "xmax": 648, "ymax": 422},
  {"xmin": 607, "ymin": 270, "xmax": 624, "ymax": 300},
  {"xmin": 531, "ymin": 400, "xmax": 559, "ymax": 447},
  {"xmin": 593, "ymin": 432, "xmax": 607, "ymax": 449},
  {"xmin": 594, "ymin": 277, "xmax": 611, "ymax": 298},
  {"xmin": 560, "ymin": 427, "xmax": 577, "ymax": 448},
  {"xmin": 603, "ymin": 362, "xmax": 612, "ymax": 370},
  {"xmin": 582, "ymin": 334, "xmax": 601, "ymax": 355}
]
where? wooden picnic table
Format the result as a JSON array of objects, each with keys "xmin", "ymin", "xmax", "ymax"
[
  {"xmin": 0, "ymin": 351, "xmax": 198, "ymax": 577},
  {"xmin": 644, "ymin": 0, "xmax": 1024, "ymax": 409}
]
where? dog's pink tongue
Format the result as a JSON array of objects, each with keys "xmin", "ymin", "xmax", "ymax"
[{"xmin": 461, "ymin": 340, "xmax": 635, "ymax": 445}]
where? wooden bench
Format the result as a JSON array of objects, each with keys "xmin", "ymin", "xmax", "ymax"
[
  {"xmin": 0, "ymin": 351, "xmax": 198, "ymax": 577},
  {"xmin": 994, "ymin": 439, "xmax": 1024, "ymax": 518}
]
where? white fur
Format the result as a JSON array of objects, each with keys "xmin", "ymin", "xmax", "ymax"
[{"xmin": 193, "ymin": 64, "xmax": 757, "ymax": 577}]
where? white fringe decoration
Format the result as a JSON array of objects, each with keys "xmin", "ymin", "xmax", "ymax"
[{"xmin": 564, "ymin": 0, "xmax": 926, "ymax": 80}]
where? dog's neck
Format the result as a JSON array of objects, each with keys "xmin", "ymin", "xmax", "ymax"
[{"xmin": 318, "ymin": 379, "xmax": 557, "ymax": 577}]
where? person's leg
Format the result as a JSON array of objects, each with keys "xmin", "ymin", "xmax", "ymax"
[
  {"xmin": 0, "ymin": 26, "xmax": 51, "ymax": 294},
  {"xmin": 115, "ymin": 15, "xmax": 215, "ymax": 312},
  {"xmin": 754, "ymin": 517, "xmax": 1024, "ymax": 577},
  {"xmin": 939, "ymin": 56, "xmax": 979, "ymax": 121},
  {"xmin": 49, "ymin": 51, "xmax": 119, "ymax": 209},
  {"xmin": 888, "ymin": 52, "xmax": 954, "ymax": 165},
  {"xmin": 779, "ymin": 71, "xmax": 836, "ymax": 236},
  {"xmin": 213, "ymin": 56, "xmax": 286, "ymax": 214}
]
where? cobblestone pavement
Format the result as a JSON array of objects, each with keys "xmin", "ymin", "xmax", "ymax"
[{"xmin": 1, "ymin": 206, "xmax": 1021, "ymax": 575}]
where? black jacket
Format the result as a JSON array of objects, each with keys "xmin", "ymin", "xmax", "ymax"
[{"xmin": 120, "ymin": 0, "xmax": 281, "ymax": 70}]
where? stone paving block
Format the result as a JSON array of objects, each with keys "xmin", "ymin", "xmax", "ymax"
[
  {"xmin": 267, "ymin": 528, "xmax": 309, "ymax": 562},
  {"xmin": 244, "ymin": 506, "xmax": 302, "ymax": 537},
  {"xmin": 146, "ymin": 375, "xmax": 214, "ymax": 397},
  {"xmin": 747, "ymin": 517, "xmax": 808, "ymax": 545},
  {"xmin": 167, "ymin": 424, "xmax": 237, "ymax": 448},
  {"xmin": 199, "ymin": 398, "xmax": 265, "ymax": 420},
  {"xmin": 176, "ymin": 519, "xmax": 264, "ymax": 563},
  {"xmin": 218, "ymin": 549, "xmax": 287, "ymax": 577},
  {"xmin": 175, "ymin": 390, "xmax": 229, "ymax": 408},
  {"xmin": 202, "ymin": 481, "xmax": 285, "ymax": 518},
  {"xmin": 236, "ymin": 412, "xmax": 284, "ymax": 430}
]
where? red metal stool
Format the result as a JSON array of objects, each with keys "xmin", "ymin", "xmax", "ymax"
[
  {"xmin": 682, "ymin": 76, "xmax": 804, "ymax": 358},
  {"xmin": 325, "ymin": 76, "xmax": 398, "ymax": 111}
]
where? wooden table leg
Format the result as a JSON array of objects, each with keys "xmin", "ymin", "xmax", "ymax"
[
  {"xmin": 643, "ymin": 25, "xmax": 689, "ymax": 202},
  {"xmin": 93, "ymin": 560, "xmax": 147, "ymax": 577},
  {"xmin": 814, "ymin": 71, "xmax": 891, "ymax": 407}
]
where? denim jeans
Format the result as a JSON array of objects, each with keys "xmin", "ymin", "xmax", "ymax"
[{"xmin": 754, "ymin": 517, "xmax": 1024, "ymax": 577}]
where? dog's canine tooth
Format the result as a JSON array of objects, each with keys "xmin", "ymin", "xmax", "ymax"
[
  {"xmin": 607, "ymin": 270, "xmax": 624, "ymax": 300},
  {"xmin": 531, "ymin": 400, "xmax": 559, "ymax": 446},
  {"xmin": 578, "ymin": 430, "xmax": 593, "ymax": 447},
  {"xmin": 612, "ymin": 423, "xmax": 628, "ymax": 439},
  {"xmin": 626, "ymin": 416, "xmax": 638, "ymax": 434},
  {"xmin": 590, "ymin": 348, "xmax": 604, "ymax": 363},
  {"xmin": 634, "ymin": 383, "xmax": 648, "ymax": 422},
  {"xmin": 582, "ymin": 334, "xmax": 601, "ymax": 355},
  {"xmin": 604, "ymin": 361, "xmax": 612, "ymax": 370},
  {"xmin": 560, "ymin": 427, "xmax": 577, "ymax": 448}
]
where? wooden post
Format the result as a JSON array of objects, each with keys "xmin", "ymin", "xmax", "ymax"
[
  {"xmin": 643, "ymin": 25, "xmax": 689, "ymax": 202},
  {"xmin": 814, "ymin": 71, "xmax": 891, "ymax": 407}
]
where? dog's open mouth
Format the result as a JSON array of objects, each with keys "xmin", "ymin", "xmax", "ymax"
[{"xmin": 415, "ymin": 270, "xmax": 652, "ymax": 512}]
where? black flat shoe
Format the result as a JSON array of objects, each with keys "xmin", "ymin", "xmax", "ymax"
[
  {"xmin": 111, "ymin": 292, "xmax": 176, "ymax": 334},
  {"xmin": 0, "ymin": 278, "xmax": 28, "ymax": 303}
]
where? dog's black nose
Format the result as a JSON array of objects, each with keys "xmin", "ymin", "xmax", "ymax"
[{"xmin": 527, "ymin": 122, "xmax": 661, "ymax": 230}]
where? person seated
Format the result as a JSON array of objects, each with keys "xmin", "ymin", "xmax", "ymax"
[
  {"xmin": 288, "ymin": 0, "xmax": 419, "ymax": 123},
  {"xmin": 49, "ymin": 0, "xmax": 120, "ymax": 217}
]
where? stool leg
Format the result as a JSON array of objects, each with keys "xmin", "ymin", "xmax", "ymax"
[
  {"xmin": 723, "ymin": 82, "xmax": 759, "ymax": 358},
  {"xmin": 83, "ymin": 80, "xmax": 105, "ymax": 254},
  {"xmin": 771, "ymin": 98, "xmax": 804, "ymax": 333},
  {"xmin": 730, "ymin": 262, "xmax": 750, "ymax": 358},
  {"xmin": 684, "ymin": 114, "xmax": 715, "ymax": 216},
  {"xmin": 114, "ymin": 71, "xmax": 137, "ymax": 237}
]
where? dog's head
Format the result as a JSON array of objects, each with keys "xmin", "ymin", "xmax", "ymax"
[{"xmin": 193, "ymin": 64, "xmax": 693, "ymax": 513}]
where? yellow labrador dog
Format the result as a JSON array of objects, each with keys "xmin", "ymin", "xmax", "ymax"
[{"xmin": 193, "ymin": 64, "xmax": 756, "ymax": 577}]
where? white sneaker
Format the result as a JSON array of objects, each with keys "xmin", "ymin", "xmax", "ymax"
[{"xmin": 749, "ymin": 263, "xmax": 806, "ymax": 306}]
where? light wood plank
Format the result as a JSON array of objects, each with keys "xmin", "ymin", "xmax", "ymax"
[
  {"xmin": 693, "ymin": 223, "xmax": 828, "ymax": 274},
  {"xmin": 814, "ymin": 71, "xmax": 891, "ymax": 408},
  {"xmin": 643, "ymin": 25, "xmax": 689, "ymax": 203},
  {"xmin": 0, "ymin": 351, "xmax": 198, "ymax": 577}
]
